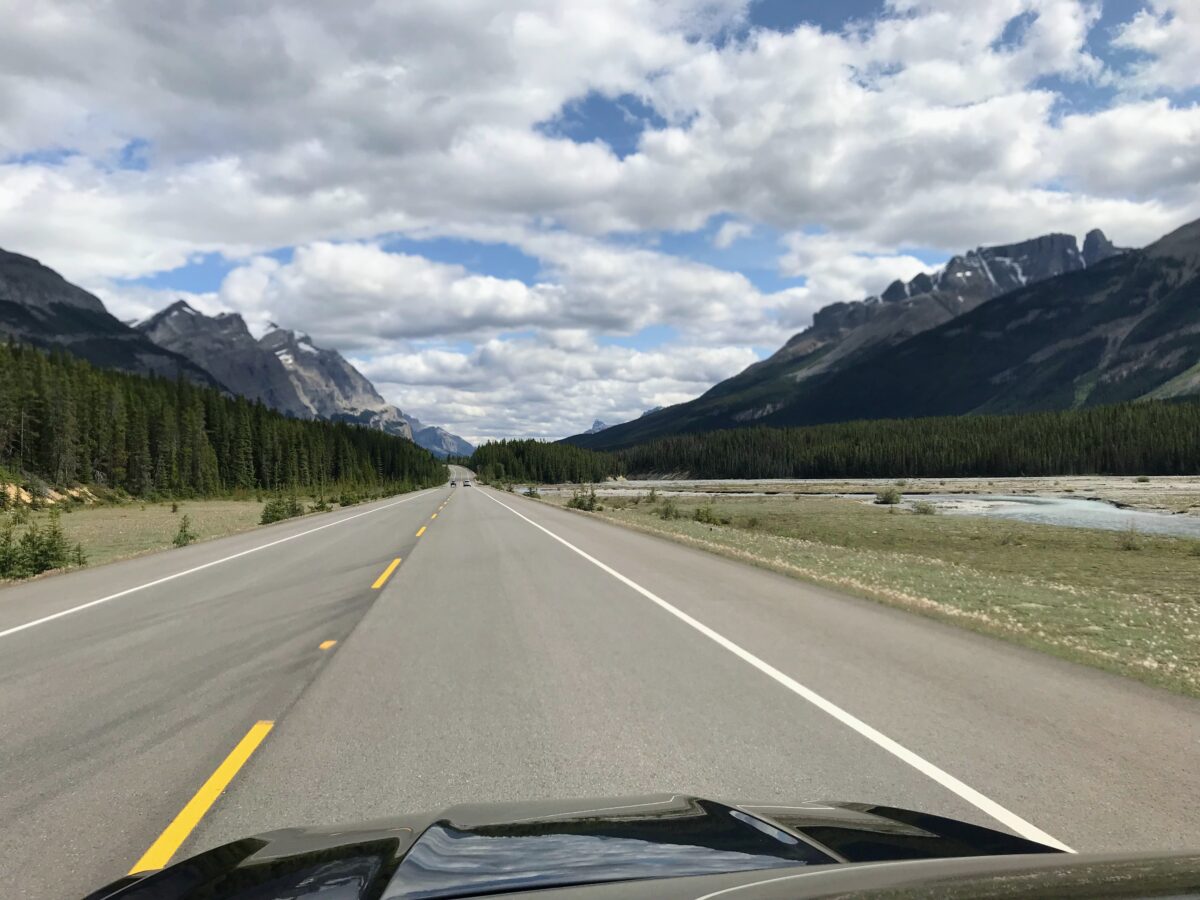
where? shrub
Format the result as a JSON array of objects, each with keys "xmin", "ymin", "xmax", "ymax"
[
  {"xmin": 526, "ymin": 485, "xmax": 542, "ymax": 499},
  {"xmin": 261, "ymin": 494, "xmax": 305, "ymax": 525},
  {"xmin": 694, "ymin": 504, "xmax": 728, "ymax": 525},
  {"xmin": 743, "ymin": 516, "xmax": 761, "ymax": 529},
  {"xmin": 566, "ymin": 486, "xmax": 599, "ymax": 511},
  {"xmin": 171, "ymin": 501, "xmax": 180, "ymax": 514},
  {"xmin": 0, "ymin": 520, "xmax": 14, "ymax": 577},
  {"xmin": 1116, "ymin": 523, "xmax": 1140, "ymax": 552},
  {"xmin": 912, "ymin": 501, "xmax": 937, "ymax": 515},
  {"xmin": 1135, "ymin": 475, "xmax": 1151, "ymax": 483},
  {"xmin": 173, "ymin": 515, "xmax": 198, "ymax": 548},
  {"xmin": 1189, "ymin": 542, "xmax": 1200, "ymax": 558},
  {"xmin": 658, "ymin": 497, "xmax": 681, "ymax": 520},
  {"xmin": 1, "ymin": 510, "xmax": 73, "ymax": 578},
  {"xmin": 875, "ymin": 487, "xmax": 902, "ymax": 505},
  {"xmin": 309, "ymin": 496, "xmax": 331, "ymax": 513},
  {"xmin": 338, "ymin": 491, "xmax": 361, "ymax": 507},
  {"xmin": 998, "ymin": 530, "xmax": 1021, "ymax": 546},
  {"xmin": 647, "ymin": 487, "xmax": 658, "ymax": 503}
]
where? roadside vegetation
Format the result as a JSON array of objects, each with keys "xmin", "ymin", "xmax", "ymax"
[
  {"xmin": 539, "ymin": 489, "xmax": 1200, "ymax": 698},
  {"xmin": 260, "ymin": 494, "xmax": 306, "ymax": 524},
  {"xmin": 0, "ymin": 342, "xmax": 449, "ymax": 584},
  {"xmin": 0, "ymin": 508, "xmax": 85, "ymax": 579},
  {"xmin": 0, "ymin": 484, "xmax": 419, "ymax": 583}
]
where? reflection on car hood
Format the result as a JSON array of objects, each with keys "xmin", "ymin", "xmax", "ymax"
[{"xmin": 86, "ymin": 793, "xmax": 1062, "ymax": 900}]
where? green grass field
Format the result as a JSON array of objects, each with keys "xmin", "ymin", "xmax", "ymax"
[{"xmin": 543, "ymin": 490, "xmax": 1200, "ymax": 697}]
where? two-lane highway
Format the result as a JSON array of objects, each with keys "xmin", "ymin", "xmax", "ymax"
[
  {"xmin": 3, "ymin": 471, "xmax": 1200, "ymax": 898},
  {"xmin": 0, "ymin": 484, "xmax": 453, "ymax": 898}
]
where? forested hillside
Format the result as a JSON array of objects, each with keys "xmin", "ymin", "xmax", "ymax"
[
  {"xmin": 614, "ymin": 401, "xmax": 1200, "ymax": 479},
  {"xmin": 470, "ymin": 439, "xmax": 616, "ymax": 483},
  {"xmin": 483, "ymin": 402, "xmax": 1200, "ymax": 484},
  {"xmin": 0, "ymin": 342, "xmax": 446, "ymax": 497}
]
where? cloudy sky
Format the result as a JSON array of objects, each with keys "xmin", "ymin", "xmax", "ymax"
[{"xmin": 2, "ymin": 0, "xmax": 1198, "ymax": 442}]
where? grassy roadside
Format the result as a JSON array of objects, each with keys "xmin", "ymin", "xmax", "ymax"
[
  {"xmin": 536, "ymin": 489, "xmax": 1200, "ymax": 698},
  {"xmin": 0, "ymin": 493, "xmax": 381, "ymax": 583}
]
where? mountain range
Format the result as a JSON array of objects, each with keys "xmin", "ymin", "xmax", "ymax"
[
  {"xmin": 0, "ymin": 248, "xmax": 220, "ymax": 387},
  {"xmin": 0, "ymin": 248, "xmax": 472, "ymax": 457},
  {"xmin": 572, "ymin": 221, "xmax": 1200, "ymax": 449}
]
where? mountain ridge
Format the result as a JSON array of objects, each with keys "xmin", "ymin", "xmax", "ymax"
[
  {"xmin": 0, "ymin": 245, "xmax": 473, "ymax": 457},
  {"xmin": 566, "ymin": 223, "xmax": 1200, "ymax": 450},
  {"xmin": 0, "ymin": 248, "xmax": 224, "ymax": 388},
  {"xmin": 143, "ymin": 304, "xmax": 477, "ymax": 457},
  {"xmin": 138, "ymin": 301, "xmax": 312, "ymax": 417}
]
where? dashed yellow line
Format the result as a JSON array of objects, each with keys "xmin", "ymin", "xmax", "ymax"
[
  {"xmin": 371, "ymin": 558, "xmax": 402, "ymax": 589},
  {"xmin": 129, "ymin": 721, "xmax": 274, "ymax": 874},
  {"xmin": 319, "ymin": 639, "xmax": 337, "ymax": 650},
  {"xmin": 431, "ymin": 512, "xmax": 438, "ymax": 519},
  {"xmin": 416, "ymin": 526, "xmax": 427, "ymax": 537}
]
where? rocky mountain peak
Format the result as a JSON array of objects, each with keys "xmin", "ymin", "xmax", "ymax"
[
  {"xmin": 874, "ymin": 232, "xmax": 1090, "ymax": 313},
  {"xmin": 138, "ymin": 302, "xmax": 310, "ymax": 416},
  {"xmin": 585, "ymin": 419, "xmax": 610, "ymax": 434},
  {"xmin": 1082, "ymin": 229, "xmax": 1123, "ymax": 267},
  {"xmin": 0, "ymin": 246, "xmax": 222, "ymax": 386},
  {"xmin": 141, "ymin": 301, "xmax": 255, "ymax": 344},
  {"xmin": 0, "ymin": 247, "xmax": 108, "ymax": 314}
]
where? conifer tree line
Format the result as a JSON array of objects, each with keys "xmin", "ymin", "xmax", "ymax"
[
  {"xmin": 614, "ymin": 400, "xmax": 1200, "ymax": 479},
  {"xmin": 470, "ymin": 439, "xmax": 614, "ymax": 484},
  {"xmin": 472, "ymin": 400, "xmax": 1200, "ymax": 482},
  {"xmin": 0, "ymin": 342, "xmax": 447, "ymax": 496}
]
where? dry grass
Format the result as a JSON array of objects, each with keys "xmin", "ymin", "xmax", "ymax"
[
  {"xmin": 7, "ymin": 500, "xmax": 268, "ymax": 571},
  {"xmin": 542, "ymin": 492, "xmax": 1200, "ymax": 698}
]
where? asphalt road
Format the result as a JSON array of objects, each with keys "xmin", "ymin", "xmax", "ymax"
[{"xmin": 2, "ymin": 466, "xmax": 1199, "ymax": 898}]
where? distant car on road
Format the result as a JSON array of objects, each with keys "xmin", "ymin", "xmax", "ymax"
[
  {"xmin": 450, "ymin": 480, "xmax": 457, "ymax": 486},
  {"xmin": 464, "ymin": 479, "xmax": 472, "ymax": 487}
]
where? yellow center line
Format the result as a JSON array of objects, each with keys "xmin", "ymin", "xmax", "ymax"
[
  {"xmin": 129, "ymin": 720, "xmax": 274, "ymax": 874},
  {"xmin": 318, "ymin": 639, "xmax": 337, "ymax": 650},
  {"xmin": 416, "ymin": 526, "xmax": 427, "ymax": 537},
  {"xmin": 431, "ymin": 512, "xmax": 438, "ymax": 519},
  {"xmin": 371, "ymin": 558, "xmax": 402, "ymax": 589}
]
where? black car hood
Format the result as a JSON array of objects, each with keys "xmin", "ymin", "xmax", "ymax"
[{"xmin": 86, "ymin": 794, "xmax": 1060, "ymax": 900}]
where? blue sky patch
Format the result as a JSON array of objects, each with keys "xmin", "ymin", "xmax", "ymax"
[
  {"xmin": 536, "ymin": 91, "xmax": 667, "ymax": 159},
  {"xmin": 5, "ymin": 146, "xmax": 78, "ymax": 166},
  {"xmin": 117, "ymin": 138, "xmax": 151, "ymax": 171},
  {"xmin": 123, "ymin": 252, "xmax": 239, "ymax": 294},
  {"xmin": 598, "ymin": 324, "xmax": 679, "ymax": 350},
  {"xmin": 382, "ymin": 235, "xmax": 542, "ymax": 283},
  {"xmin": 745, "ymin": 0, "xmax": 885, "ymax": 36}
]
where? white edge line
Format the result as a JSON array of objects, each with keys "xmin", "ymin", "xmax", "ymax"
[
  {"xmin": 0, "ymin": 489, "xmax": 438, "ymax": 641},
  {"xmin": 478, "ymin": 488, "xmax": 1074, "ymax": 853}
]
